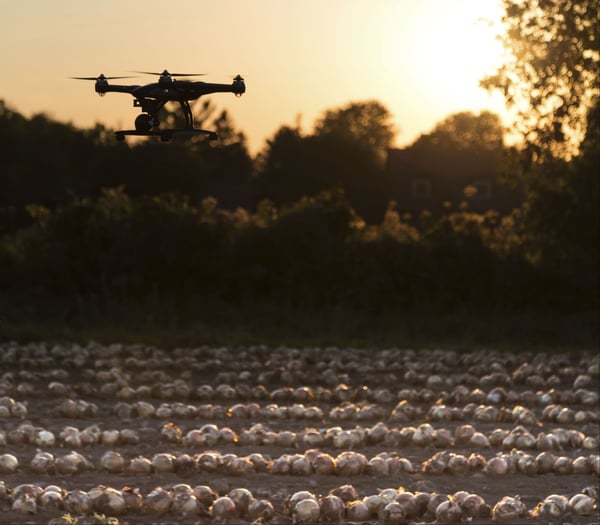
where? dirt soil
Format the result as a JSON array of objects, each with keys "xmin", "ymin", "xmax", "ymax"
[{"xmin": 0, "ymin": 343, "xmax": 598, "ymax": 524}]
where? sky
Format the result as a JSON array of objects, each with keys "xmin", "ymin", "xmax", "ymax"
[{"xmin": 0, "ymin": 0, "xmax": 508, "ymax": 154}]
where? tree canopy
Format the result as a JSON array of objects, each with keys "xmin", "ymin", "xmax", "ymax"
[
  {"xmin": 481, "ymin": 0, "xmax": 599, "ymax": 162},
  {"xmin": 313, "ymin": 99, "xmax": 396, "ymax": 164},
  {"xmin": 411, "ymin": 111, "xmax": 505, "ymax": 152}
]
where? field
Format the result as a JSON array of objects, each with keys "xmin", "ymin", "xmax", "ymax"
[{"xmin": 0, "ymin": 342, "xmax": 598, "ymax": 524}]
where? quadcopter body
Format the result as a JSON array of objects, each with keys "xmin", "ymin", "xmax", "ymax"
[{"xmin": 73, "ymin": 70, "xmax": 245, "ymax": 142}]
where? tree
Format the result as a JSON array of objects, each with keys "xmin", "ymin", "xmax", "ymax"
[
  {"xmin": 313, "ymin": 100, "xmax": 396, "ymax": 165},
  {"xmin": 411, "ymin": 111, "xmax": 504, "ymax": 152},
  {"xmin": 256, "ymin": 101, "xmax": 396, "ymax": 219},
  {"xmin": 481, "ymin": 2, "xmax": 599, "ymax": 309},
  {"xmin": 481, "ymin": 0, "xmax": 599, "ymax": 162}
]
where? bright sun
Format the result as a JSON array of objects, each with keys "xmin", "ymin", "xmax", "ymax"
[{"xmin": 380, "ymin": 1, "xmax": 506, "ymax": 114}]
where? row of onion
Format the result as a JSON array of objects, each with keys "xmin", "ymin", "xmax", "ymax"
[
  {"xmin": 2, "ymin": 419, "xmax": 598, "ymax": 452},
  {"xmin": 2, "ymin": 447, "xmax": 598, "ymax": 477},
  {"xmin": 1, "ymin": 480, "xmax": 596, "ymax": 522},
  {"xmin": 4, "ymin": 375, "xmax": 599, "ymax": 408},
  {"xmin": 3, "ymin": 342, "xmax": 597, "ymax": 378}
]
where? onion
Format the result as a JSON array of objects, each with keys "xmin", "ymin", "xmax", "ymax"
[
  {"xmin": 54, "ymin": 452, "xmax": 80, "ymax": 475},
  {"xmin": 211, "ymin": 496, "xmax": 238, "ymax": 521},
  {"xmin": 330, "ymin": 484, "xmax": 359, "ymax": 503},
  {"xmin": 367, "ymin": 456, "xmax": 389, "ymax": 476},
  {"xmin": 183, "ymin": 429, "xmax": 206, "ymax": 447},
  {"xmin": 291, "ymin": 455, "xmax": 312, "ymax": 476},
  {"xmin": 395, "ymin": 491, "xmax": 418, "ymax": 518},
  {"xmin": 121, "ymin": 486, "xmax": 143, "ymax": 513},
  {"xmin": 285, "ymin": 491, "xmax": 317, "ymax": 515},
  {"xmin": 172, "ymin": 493, "xmax": 199, "ymax": 518},
  {"xmin": 219, "ymin": 426, "xmax": 237, "ymax": 444},
  {"xmin": 94, "ymin": 486, "xmax": 126, "ymax": 515},
  {"xmin": 101, "ymin": 429, "xmax": 120, "ymax": 445},
  {"xmin": 469, "ymin": 431, "xmax": 490, "ymax": 448},
  {"xmin": 412, "ymin": 423, "xmax": 434, "ymax": 446},
  {"xmin": 64, "ymin": 489, "xmax": 93, "ymax": 515},
  {"xmin": 128, "ymin": 455, "xmax": 152, "ymax": 475},
  {"xmin": 363, "ymin": 494, "xmax": 384, "ymax": 516},
  {"xmin": 568, "ymin": 493, "xmax": 595, "ymax": 516},
  {"xmin": 228, "ymin": 488, "xmax": 254, "ymax": 517},
  {"xmin": 552, "ymin": 455, "xmax": 573, "ymax": 475},
  {"xmin": 79, "ymin": 427, "xmax": 99, "ymax": 446},
  {"xmin": 30, "ymin": 451, "xmax": 55, "ymax": 474},
  {"xmin": 460, "ymin": 493, "xmax": 490, "ymax": 518},
  {"xmin": 379, "ymin": 501, "xmax": 406, "ymax": 524},
  {"xmin": 197, "ymin": 451, "xmax": 223, "ymax": 473},
  {"xmin": 174, "ymin": 453, "xmax": 196, "ymax": 475},
  {"xmin": 10, "ymin": 401, "xmax": 27, "ymax": 418},
  {"xmin": 367, "ymin": 421, "xmax": 389, "ymax": 444},
  {"xmin": 484, "ymin": 456, "xmax": 508, "ymax": 476},
  {"xmin": 312, "ymin": 452, "xmax": 335, "ymax": 475},
  {"xmin": 134, "ymin": 400, "xmax": 155, "ymax": 417},
  {"xmin": 572, "ymin": 455, "xmax": 592, "ymax": 475},
  {"xmin": 347, "ymin": 500, "xmax": 371, "ymax": 521},
  {"xmin": 160, "ymin": 422, "xmax": 182, "ymax": 443},
  {"xmin": 293, "ymin": 498, "xmax": 320, "ymax": 524},
  {"xmin": 319, "ymin": 495, "xmax": 344, "ymax": 523},
  {"xmin": 433, "ymin": 427, "xmax": 454, "ymax": 447},
  {"xmin": 152, "ymin": 453, "xmax": 175, "ymax": 473},
  {"xmin": 455, "ymin": 424, "xmax": 475, "ymax": 444},
  {"xmin": 12, "ymin": 494, "xmax": 36, "ymax": 514},
  {"xmin": 467, "ymin": 453, "xmax": 486, "ymax": 471},
  {"xmin": 244, "ymin": 498, "xmax": 273, "ymax": 522},
  {"xmin": 516, "ymin": 453, "xmax": 537, "ymax": 475},
  {"xmin": 535, "ymin": 451, "xmax": 556, "ymax": 474},
  {"xmin": 100, "ymin": 450, "xmax": 125, "ymax": 473},
  {"xmin": 143, "ymin": 487, "xmax": 173, "ymax": 515},
  {"xmin": 39, "ymin": 488, "xmax": 64, "ymax": 509},
  {"xmin": 246, "ymin": 452, "xmax": 271, "ymax": 473},
  {"xmin": 0, "ymin": 453, "xmax": 19, "ymax": 473},
  {"xmin": 34, "ymin": 429, "xmax": 55, "ymax": 447},
  {"xmin": 534, "ymin": 494, "xmax": 568, "ymax": 521},
  {"xmin": 193, "ymin": 485, "xmax": 217, "ymax": 510},
  {"xmin": 119, "ymin": 428, "xmax": 139, "ymax": 444},
  {"xmin": 275, "ymin": 430, "xmax": 296, "ymax": 447},
  {"xmin": 492, "ymin": 496, "xmax": 528, "ymax": 522},
  {"xmin": 378, "ymin": 488, "xmax": 398, "ymax": 504},
  {"xmin": 447, "ymin": 454, "xmax": 468, "ymax": 474},
  {"xmin": 335, "ymin": 451, "xmax": 367, "ymax": 476},
  {"xmin": 436, "ymin": 499, "xmax": 464, "ymax": 523}
]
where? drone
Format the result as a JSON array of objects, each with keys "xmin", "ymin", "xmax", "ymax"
[{"xmin": 72, "ymin": 70, "xmax": 245, "ymax": 142}]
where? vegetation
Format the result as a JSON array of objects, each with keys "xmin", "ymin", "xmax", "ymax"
[{"xmin": 0, "ymin": 2, "xmax": 597, "ymax": 347}]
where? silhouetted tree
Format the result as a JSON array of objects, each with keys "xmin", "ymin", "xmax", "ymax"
[
  {"xmin": 257, "ymin": 101, "xmax": 395, "ymax": 220},
  {"xmin": 481, "ymin": 1, "xmax": 599, "ymax": 310},
  {"xmin": 411, "ymin": 111, "xmax": 504, "ymax": 153},
  {"xmin": 313, "ymin": 99, "xmax": 396, "ymax": 165},
  {"xmin": 481, "ymin": 0, "xmax": 599, "ymax": 162}
]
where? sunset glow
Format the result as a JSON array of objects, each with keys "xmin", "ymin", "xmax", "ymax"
[{"xmin": 0, "ymin": 0, "xmax": 508, "ymax": 153}]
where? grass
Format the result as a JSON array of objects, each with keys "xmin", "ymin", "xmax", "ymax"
[{"xmin": 0, "ymin": 299, "xmax": 597, "ymax": 352}]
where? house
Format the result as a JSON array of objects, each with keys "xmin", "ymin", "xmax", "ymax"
[{"xmin": 386, "ymin": 146, "xmax": 524, "ymax": 214}]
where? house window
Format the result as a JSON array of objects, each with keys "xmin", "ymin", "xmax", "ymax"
[
  {"xmin": 411, "ymin": 179, "xmax": 431, "ymax": 199},
  {"xmin": 472, "ymin": 179, "xmax": 492, "ymax": 200}
]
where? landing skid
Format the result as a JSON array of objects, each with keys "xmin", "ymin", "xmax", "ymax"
[{"xmin": 115, "ymin": 129, "xmax": 218, "ymax": 142}]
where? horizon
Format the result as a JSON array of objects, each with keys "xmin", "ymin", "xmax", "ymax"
[{"xmin": 0, "ymin": 0, "xmax": 508, "ymax": 154}]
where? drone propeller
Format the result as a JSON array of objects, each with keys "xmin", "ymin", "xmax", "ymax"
[
  {"xmin": 134, "ymin": 70, "xmax": 206, "ymax": 77},
  {"xmin": 70, "ymin": 74, "xmax": 135, "ymax": 81}
]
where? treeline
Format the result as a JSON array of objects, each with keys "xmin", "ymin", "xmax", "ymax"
[
  {"xmin": 0, "ymin": 186, "xmax": 596, "ymax": 322},
  {"xmin": 0, "ymin": 98, "xmax": 597, "ymax": 324}
]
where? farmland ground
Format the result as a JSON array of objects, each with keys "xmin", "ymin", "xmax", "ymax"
[{"xmin": 0, "ymin": 342, "xmax": 598, "ymax": 524}]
